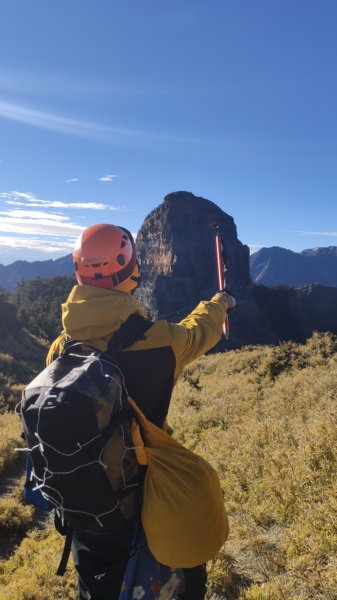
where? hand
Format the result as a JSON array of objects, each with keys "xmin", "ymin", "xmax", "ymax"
[{"xmin": 217, "ymin": 290, "xmax": 236, "ymax": 310}]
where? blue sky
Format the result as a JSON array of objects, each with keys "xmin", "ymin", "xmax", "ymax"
[{"xmin": 0, "ymin": 0, "xmax": 337, "ymax": 264}]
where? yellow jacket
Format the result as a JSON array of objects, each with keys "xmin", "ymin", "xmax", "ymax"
[
  {"xmin": 48, "ymin": 285, "xmax": 229, "ymax": 426},
  {"xmin": 47, "ymin": 284, "xmax": 231, "ymax": 565}
]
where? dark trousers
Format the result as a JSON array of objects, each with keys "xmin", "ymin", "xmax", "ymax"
[{"xmin": 72, "ymin": 528, "xmax": 207, "ymax": 600}]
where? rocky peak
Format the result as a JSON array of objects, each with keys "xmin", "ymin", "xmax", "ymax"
[
  {"xmin": 136, "ymin": 191, "xmax": 250, "ymax": 320},
  {"xmin": 301, "ymin": 246, "xmax": 337, "ymax": 257}
]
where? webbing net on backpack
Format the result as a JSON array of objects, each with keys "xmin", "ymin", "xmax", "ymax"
[{"xmin": 19, "ymin": 314, "xmax": 152, "ymax": 573}]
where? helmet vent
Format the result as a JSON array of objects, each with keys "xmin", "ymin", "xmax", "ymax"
[{"xmin": 117, "ymin": 254, "xmax": 126, "ymax": 266}]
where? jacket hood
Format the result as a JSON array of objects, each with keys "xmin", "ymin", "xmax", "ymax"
[{"xmin": 61, "ymin": 285, "xmax": 146, "ymax": 347}]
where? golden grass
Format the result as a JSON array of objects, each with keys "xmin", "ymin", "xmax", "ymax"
[
  {"xmin": 0, "ymin": 495, "xmax": 34, "ymax": 536},
  {"xmin": 0, "ymin": 411, "xmax": 24, "ymax": 475},
  {"xmin": 169, "ymin": 332, "xmax": 337, "ymax": 599},
  {"xmin": 0, "ymin": 332, "xmax": 336, "ymax": 599},
  {"xmin": 0, "ymin": 527, "xmax": 77, "ymax": 600}
]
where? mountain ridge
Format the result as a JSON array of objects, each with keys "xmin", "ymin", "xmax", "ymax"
[
  {"xmin": 0, "ymin": 254, "xmax": 73, "ymax": 292},
  {"xmin": 2, "ymin": 244, "xmax": 337, "ymax": 294},
  {"xmin": 250, "ymin": 245, "xmax": 337, "ymax": 287}
]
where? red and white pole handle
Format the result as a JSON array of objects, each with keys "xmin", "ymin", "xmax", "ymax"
[{"xmin": 213, "ymin": 225, "xmax": 229, "ymax": 339}]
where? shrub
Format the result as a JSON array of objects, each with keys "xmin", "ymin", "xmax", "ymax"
[
  {"xmin": 0, "ymin": 494, "xmax": 34, "ymax": 534},
  {"xmin": 0, "ymin": 412, "xmax": 24, "ymax": 475},
  {"xmin": 0, "ymin": 527, "xmax": 77, "ymax": 599}
]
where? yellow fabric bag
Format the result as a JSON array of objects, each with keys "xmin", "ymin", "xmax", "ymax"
[{"xmin": 129, "ymin": 398, "xmax": 229, "ymax": 568}]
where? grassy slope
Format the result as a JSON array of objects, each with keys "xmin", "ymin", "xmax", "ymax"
[
  {"xmin": 0, "ymin": 333, "xmax": 336, "ymax": 599},
  {"xmin": 0, "ymin": 326, "xmax": 47, "ymax": 414},
  {"xmin": 169, "ymin": 332, "xmax": 337, "ymax": 599}
]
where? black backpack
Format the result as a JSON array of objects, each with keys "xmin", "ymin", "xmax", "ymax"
[{"xmin": 19, "ymin": 314, "xmax": 152, "ymax": 572}]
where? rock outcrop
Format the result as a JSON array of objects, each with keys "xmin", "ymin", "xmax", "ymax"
[{"xmin": 136, "ymin": 191, "xmax": 250, "ymax": 321}]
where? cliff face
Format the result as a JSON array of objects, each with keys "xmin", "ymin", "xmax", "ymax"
[{"xmin": 136, "ymin": 191, "xmax": 251, "ymax": 320}]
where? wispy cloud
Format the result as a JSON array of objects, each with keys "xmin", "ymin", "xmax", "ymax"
[
  {"xmin": 295, "ymin": 230, "xmax": 337, "ymax": 238},
  {"xmin": 0, "ymin": 190, "xmax": 122, "ymax": 211},
  {"xmin": 0, "ymin": 70, "xmax": 104, "ymax": 97},
  {"xmin": 0, "ymin": 209, "xmax": 69, "ymax": 221},
  {"xmin": 98, "ymin": 174, "xmax": 118, "ymax": 182},
  {"xmin": 0, "ymin": 214, "xmax": 83, "ymax": 238},
  {"xmin": 6, "ymin": 199, "xmax": 120, "ymax": 210},
  {"xmin": 0, "ymin": 190, "xmax": 129, "ymax": 255},
  {"xmin": 0, "ymin": 100, "xmax": 183, "ymax": 147},
  {"xmin": 0, "ymin": 68, "xmax": 215, "ymax": 98},
  {"xmin": 0, "ymin": 235, "xmax": 75, "ymax": 253},
  {"xmin": 1, "ymin": 191, "xmax": 34, "ymax": 200},
  {"xmin": 0, "ymin": 98, "xmax": 229, "ymax": 149},
  {"xmin": 66, "ymin": 178, "xmax": 79, "ymax": 183}
]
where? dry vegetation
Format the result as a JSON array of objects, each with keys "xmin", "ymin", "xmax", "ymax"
[
  {"xmin": 0, "ymin": 341, "xmax": 46, "ymax": 413},
  {"xmin": 0, "ymin": 527, "xmax": 77, "ymax": 600},
  {"xmin": 170, "ymin": 332, "xmax": 337, "ymax": 599},
  {"xmin": 0, "ymin": 332, "xmax": 336, "ymax": 599},
  {"xmin": 0, "ymin": 411, "xmax": 25, "ymax": 475}
]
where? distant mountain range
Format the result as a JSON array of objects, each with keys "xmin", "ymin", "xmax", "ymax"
[
  {"xmin": 0, "ymin": 254, "xmax": 74, "ymax": 292},
  {"xmin": 1, "ymin": 244, "xmax": 337, "ymax": 293},
  {"xmin": 250, "ymin": 246, "xmax": 337, "ymax": 288}
]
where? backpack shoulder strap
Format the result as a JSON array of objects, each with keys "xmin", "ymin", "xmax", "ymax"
[
  {"xmin": 56, "ymin": 529, "xmax": 73, "ymax": 576},
  {"xmin": 54, "ymin": 512, "xmax": 73, "ymax": 576},
  {"xmin": 107, "ymin": 313, "xmax": 153, "ymax": 354}
]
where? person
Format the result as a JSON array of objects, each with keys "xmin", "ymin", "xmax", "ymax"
[{"xmin": 47, "ymin": 223, "xmax": 236, "ymax": 600}]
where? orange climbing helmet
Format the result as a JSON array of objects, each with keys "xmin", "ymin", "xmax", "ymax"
[{"xmin": 73, "ymin": 224, "xmax": 140, "ymax": 293}]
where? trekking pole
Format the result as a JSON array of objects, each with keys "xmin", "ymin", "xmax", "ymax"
[{"xmin": 211, "ymin": 223, "xmax": 229, "ymax": 339}]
